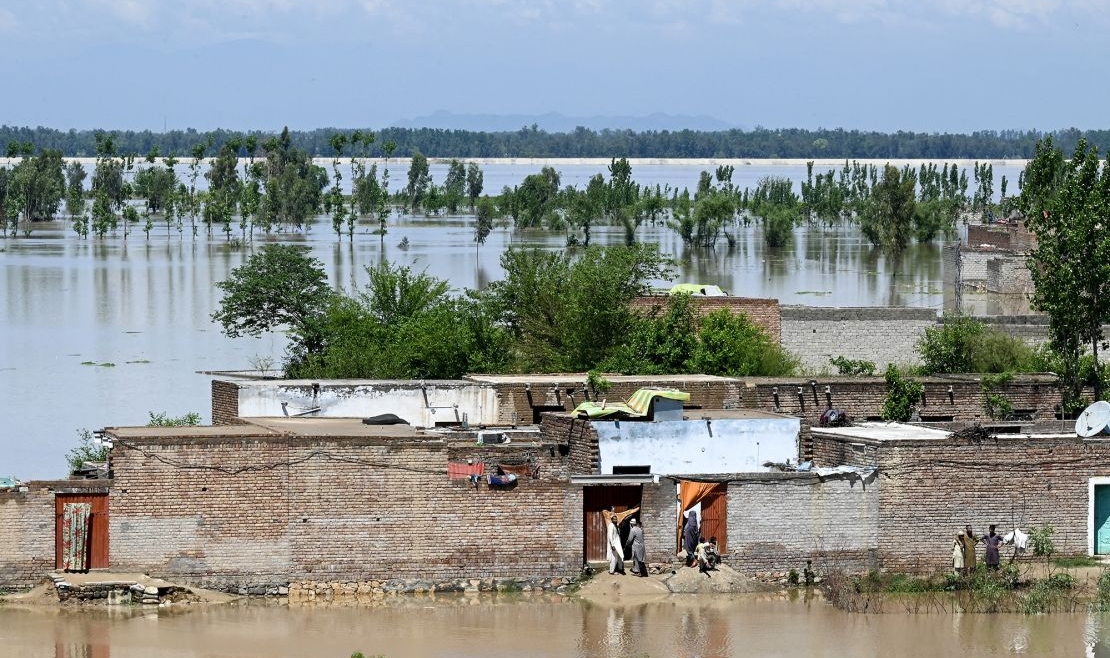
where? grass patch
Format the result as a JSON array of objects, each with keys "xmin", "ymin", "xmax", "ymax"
[
  {"xmin": 1053, "ymin": 556, "xmax": 1105, "ymax": 568},
  {"xmin": 125, "ymin": 359, "xmax": 151, "ymax": 364},
  {"xmin": 81, "ymin": 361, "xmax": 116, "ymax": 367}
]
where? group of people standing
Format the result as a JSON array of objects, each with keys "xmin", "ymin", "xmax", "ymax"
[{"xmin": 952, "ymin": 524, "xmax": 1004, "ymax": 574}]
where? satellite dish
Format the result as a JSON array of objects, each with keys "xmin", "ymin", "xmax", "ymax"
[{"xmin": 1075, "ymin": 401, "xmax": 1110, "ymax": 437}]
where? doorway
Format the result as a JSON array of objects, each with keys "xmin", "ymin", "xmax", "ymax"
[
  {"xmin": 55, "ymin": 492, "xmax": 109, "ymax": 571},
  {"xmin": 583, "ymin": 485, "xmax": 642, "ymax": 563}
]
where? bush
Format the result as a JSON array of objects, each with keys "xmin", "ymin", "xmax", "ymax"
[
  {"xmin": 918, "ymin": 316, "xmax": 1036, "ymax": 374},
  {"xmin": 830, "ymin": 356, "xmax": 876, "ymax": 376},
  {"xmin": 881, "ymin": 365, "xmax": 924, "ymax": 421}
]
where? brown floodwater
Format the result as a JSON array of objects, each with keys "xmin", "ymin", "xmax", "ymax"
[{"xmin": 2, "ymin": 593, "xmax": 1108, "ymax": 658}]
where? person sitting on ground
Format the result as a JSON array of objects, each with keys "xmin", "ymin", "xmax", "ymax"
[
  {"xmin": 694, "ymin": 536, "xmax": 712, "ymax": 577},
  {"xmin": 705, "ymin": 536, "xmax": 720, "ymax": 569}
]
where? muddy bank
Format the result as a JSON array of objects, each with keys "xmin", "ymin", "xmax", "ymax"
[{"xmin": 575, "ymin": 564, "xmax": 774, "ymax": 604}]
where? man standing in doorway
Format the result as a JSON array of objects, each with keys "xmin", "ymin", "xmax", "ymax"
[
  {"xmin": 607, "ymin": 514, "xmax": 625, "ymax": 575},
  {"xmin": 683, "ymin": 511, "xmax": 699, "ymax": 566}
]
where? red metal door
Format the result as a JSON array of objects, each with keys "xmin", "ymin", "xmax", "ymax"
[
  {"xmin": 583, "ymin": 486, "xmax": 642, "ymax": 562},
  {"xmin": 55, "ymin": 493, "xmax": 109, "ymax": 570},
  {"xmin": 699, "ymin": 487, "xmax": 728, "ymax": 554}
]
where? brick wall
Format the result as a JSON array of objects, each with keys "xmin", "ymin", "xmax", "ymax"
[
  {"xmin": 986, "ymin": 256, "xmax": 1035, "ymax": 298},
  {"xmin": 639, "ymin": 480, "xmax": 679, "ymax": 564},
  {"xmin": 780, "ymin": 307, "xmax": 938, "ymax": 371},
  {"xmin": 874, "ymin": 435, "xmax": 1110, "ymax": 573},
  {"xmin": 726, "ymin": 474, "xmax": 878, "ymax": 574},
  {"xmin": 541, "ymin": 414, "xmax": 599, "ymax": 475},
  {"xmin": 211, "ymin": 379, "xmax": 242, "ymax": 425},
  {"xmin": 0, "ymin": 480, "xmax": 109, "ymax": 589},
  {"xmin": 743, "ymin": 374, "xmax": 1062, "ymax": 437},
  {"xmin": 109, "ymin": 431, "xmax": 581, "ymax": 590},
  {"xmin": 630, "ymin": 296, "xmax": 781, "ymax": 343},
  {"xmin": 0, "ymin": 484, "xmax": 55, "ymax": 588},
  {"xmin": 968, "ymin": 225, "xmax": 1016, "ymax": 250}
]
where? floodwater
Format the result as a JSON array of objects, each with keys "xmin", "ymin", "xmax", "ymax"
[
  {"xmin": 1, "ymin": 161, "xmax": 1011, "ymax": 480},
  {"xmin": 3, "ymin": 593, "xmax": 1109, "ymax": 658}
]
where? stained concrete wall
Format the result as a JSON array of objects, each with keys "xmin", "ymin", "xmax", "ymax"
[
  {"xmin": 592, "ymin": 418, "xmax": 800, "ymax": 475},
  {"xmin": 232, "ymin": 380, "xmax": 501, "ymax": 428}
]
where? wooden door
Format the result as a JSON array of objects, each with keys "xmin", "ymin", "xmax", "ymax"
[
  {"xmin": 583, "ymin": 485, "xmax": 642, "ymax": 562},
  {"xmin": 55, "ymin": 493, "xmax": 109, "ymax": 570},
  {"xmin": 699, "ymin": 487, "xmax": 728, "ymax": 554}
]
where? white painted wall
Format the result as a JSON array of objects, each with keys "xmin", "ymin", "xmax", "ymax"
[
  {"xmin": 235, "ymin": 382, "xmax": 501, "ymax": 427},
  {"xmin": 593, "ymin": 417, "xmax": 800, "ymax": 475}
]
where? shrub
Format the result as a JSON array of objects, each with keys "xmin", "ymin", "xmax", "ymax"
[
  {"xmin": 1030, "ymin": 523, "xmax": 1056, "ymax": 558},
  {"xmin": 829, "ymin": 356, "xmax": 876, "ymax": 376},
  {"xmin": 881, "ymin": 365, "xmax": 924, "ymax": 421},
  {"xmin": 918, "ymin": 316, "xmax": 1036, "ymax": 374}
]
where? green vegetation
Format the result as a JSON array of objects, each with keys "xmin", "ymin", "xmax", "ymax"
[
  {"xmin": 880, "ymin": 365, "xmax": 924, "ymax": 421},
  {"xmin": 980, "ymin": 371, "xmax": 1015, "ymax": 420},
  {"xmin": 147, "ymin": 411, "xmax": 202, "ymax": 427},
  {"xmin": 1019, "ymin": 137, "xmax": 1110, "ymax": 413},
  {"xmin": 829, "ymin": 356, "xmax": 876, "ymax": 376},
  {"xmin": 917, "ymin": 316, "xmax": 1036, "ymax": 375},
  {"xmin": 5, "ymin": 125, "xmax": 1110, "ymax": 159},
  {"xmin": 214, "ymin": 244, "xmax": 797, "ymax": 380},
  {"xmin": 66, "ymin": 428, "xmax": 109, "ymax": 472}
]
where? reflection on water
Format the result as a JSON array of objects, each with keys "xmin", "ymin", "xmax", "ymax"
[
  {"xmin": 4, "ymin": 594, "xmax": 1110, "ymax": 657},
  {"xmin": 2, "ymin": 214, "xmax": 964, "ymax": 479}
]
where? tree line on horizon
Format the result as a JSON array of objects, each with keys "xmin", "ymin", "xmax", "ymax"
[{"xmin": 3, "ymin": 125, "xmax": 1110, "ymax": 160}]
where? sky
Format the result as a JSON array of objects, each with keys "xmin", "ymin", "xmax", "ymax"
[{"xmin": 2, "ymin": 0, "xmax": 1108, "ymax": 133}]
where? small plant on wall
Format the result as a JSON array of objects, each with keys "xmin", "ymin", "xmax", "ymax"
[
  {"xmin": 980, "ymin": 371, "xmax": 1014, "ymax": 420},
  {"xmin": 881, "ymin": 365, "xmax": 924, "ymax": 421}
]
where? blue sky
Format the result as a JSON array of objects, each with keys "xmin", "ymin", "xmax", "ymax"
[{"xmin": 2, "ymin": 0, "xmax": 1108, "ymax": 132}]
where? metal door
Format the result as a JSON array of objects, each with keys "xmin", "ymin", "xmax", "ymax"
[
  {"xmin": 1097, "ymin": 485, "xmax": 1110, "ymax": 555},
  {"xmin": 700, "ymin": 488, "xmax": 728, "ymax": 553}
]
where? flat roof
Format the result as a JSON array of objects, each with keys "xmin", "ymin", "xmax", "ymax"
[
  {"xmin": 245, "ymin": 417, "xmax": 425, "ymax": 438},
  {"xmin": 465, "ymin": 373, "xmax": 735, "ymax": 384},
  {"xmin": 104, "ymin": 425, "xmax": 284, "ymax": 440},
  {"xmin": 812, "ymin": 422, "xmax": 953, "ymax": 442}
]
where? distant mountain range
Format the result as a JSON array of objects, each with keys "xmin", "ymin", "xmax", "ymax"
[{"xmin": 389, "ymin": 110, "xmax": 739, "ymax": 133}]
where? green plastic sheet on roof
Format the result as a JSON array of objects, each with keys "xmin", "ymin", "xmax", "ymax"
[{"xmin": 570, "ymin": 387, "xmax": 690, "ymax": 419}]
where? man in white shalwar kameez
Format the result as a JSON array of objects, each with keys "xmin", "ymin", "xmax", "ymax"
[{"xmin": 606, "ymin": 515, "xmax": 625, "ymax": 575}]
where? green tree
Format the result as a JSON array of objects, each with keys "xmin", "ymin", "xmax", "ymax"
[
  {"xmin": 1019, "ymin": 137, "xmax": 1110, "ymax": 408},
  {"xmin": 859, "ymin": 164, "xmax": 917, "ymax": 257},
  {"xmin": 405, "ymin": 152, "xmax": 431, "ymax": 213},
  {"xmin": 212, "ymin": 245, "xmax": 333, "ymax": 363},
  {"xmin": 257, "ymin": 127, "xmax": 327, "ymax": 231},
  {"xmin": 514, "ymin": 166, "xmax": 561, "ymax": 228},
  {"xmin": 490, "ymin": 244, "xmax": 672, "ymax": 371},
  {"xmin": 205, "ymin": 140, "xmax": 241, "ymax": 239},
  {"xmin": 474, "ymin": 196, "xmax": 494, "ymax": 257},
  {"xmin": 465, "ymin": 161, "xmax": 484, "ymax": 211},
  {"xmin": 147, "ymin": 411, "xmax": 202, "ymax": 426},
  {"xmin": 444, "ymin": 158, "xmax": 466, "ymax": 214}
]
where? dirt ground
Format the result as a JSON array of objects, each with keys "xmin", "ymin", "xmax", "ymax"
[
  {"xmin": 575, "ymin": 563, "xmax": 774, "ymax": 604},
  {"xmin": 1, "ymin": 572, "xmax": 239, "ymax": 606}
]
